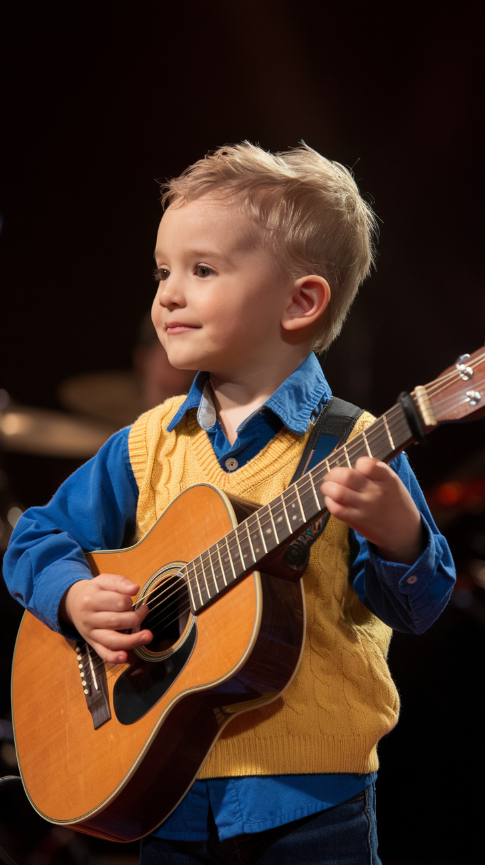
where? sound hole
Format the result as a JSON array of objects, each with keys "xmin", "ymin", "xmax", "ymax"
[{"xmin": 140, "ymin": 571, "xmax": 191, "ymax": 655}]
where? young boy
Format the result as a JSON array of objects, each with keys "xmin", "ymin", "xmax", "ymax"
[{"xmin": 4, "ymin": 143, "xmax": 455, "ymax": 864}]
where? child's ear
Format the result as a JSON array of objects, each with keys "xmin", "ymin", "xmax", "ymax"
[{"xmin": 281, "ymin": 275, "xmax": 331, "ymax": 333}]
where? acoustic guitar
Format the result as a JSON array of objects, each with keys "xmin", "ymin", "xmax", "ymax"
[{"xmin": 11, "ymin": 348, "xmax": 485, "ymax": 842}]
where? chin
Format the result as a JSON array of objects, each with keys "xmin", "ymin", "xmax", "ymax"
[{"xmin": 165, "ymin": 354, "xmax": 201, "ymax": 372}]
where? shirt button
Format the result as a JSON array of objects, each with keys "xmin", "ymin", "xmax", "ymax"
[
  {"xmin": 407, "ymin": 575, "xmax": 418, "ymax": 585},
  {"xmin": 225, "ymin": 457, "xmax": 238, "ymax": 472}
]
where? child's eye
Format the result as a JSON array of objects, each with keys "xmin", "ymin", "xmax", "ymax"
[
  {"xmin": 195, "ymin": 265, "xmax": 213, "ymax": 278},
  {"xmin": 153, "ymin": 267, "xmax": 170, "ymax": 282}
]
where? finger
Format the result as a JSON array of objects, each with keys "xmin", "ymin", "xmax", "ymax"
[
  {"xmin": 322, "ymin": 495, "xmax": 360, "ymax": 526},
  {"xmin": 353, "ymin": 457, "xmax": 392, "ymax": 481},
  {"xmin": 323, "ymin": 466, "xmax": 368, "ymax": 492},
  {"xmin": 86, "ymin": 589, "xmax": 138, "ymax": 614},
  {"xmin": 88, "ymin": 607, "xmax": 149, "ymax": 631},
  {"xmin": 89, "ymin": 628, "xmax": 153, "ymax": 663},
  {"xmin": 95, "ymin": 574, "xmax": 141, "ymax": 595},
  {"xmin": 319, "ymin": 479, "xmax": 365, "ymax": 508}
]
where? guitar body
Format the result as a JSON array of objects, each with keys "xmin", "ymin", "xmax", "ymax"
[{"xmin": 11, "ymin": 484, "xmax": 305, "ymax": 842}]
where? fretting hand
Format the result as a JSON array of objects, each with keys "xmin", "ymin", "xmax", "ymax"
[{"xmin": 320, "ymin": 457, "xmax": 424, "ymax": 565}]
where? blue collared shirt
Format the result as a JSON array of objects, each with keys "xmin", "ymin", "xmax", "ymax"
[{"xmin": 4, "ymin": 353, "xmax": 455, "ymax": 841}]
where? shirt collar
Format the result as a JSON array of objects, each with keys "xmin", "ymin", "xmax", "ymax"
[{"xmin": 166, "ymin": 353, "xmax": 332, "ymax": 435}]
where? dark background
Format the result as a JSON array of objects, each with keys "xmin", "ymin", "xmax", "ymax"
[{"xmin": 1, "ymin": 2, "xmax": 485, "ymax": 863}]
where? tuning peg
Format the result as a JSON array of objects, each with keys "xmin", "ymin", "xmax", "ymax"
[{"xmin": 456, "ymin": 355, "xmax": 474, "ymax": 381}]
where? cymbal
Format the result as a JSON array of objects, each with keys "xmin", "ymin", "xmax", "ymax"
[
  {"xmin": 0, "ymin": 405, "xmax": 117, "ymax": 458},
  {"xmin": 58, "ymin": 371, "xmax": 144, "ymax": 427}
]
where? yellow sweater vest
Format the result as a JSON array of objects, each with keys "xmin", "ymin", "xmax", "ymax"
[{"xmin": 128, "ymin": 397, "xmax": 400, "ymax": 777}]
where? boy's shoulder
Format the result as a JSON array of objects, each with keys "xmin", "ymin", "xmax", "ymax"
[{"xmin": 128, "ymin": 395, "xmax": 187, "ymax": 473}]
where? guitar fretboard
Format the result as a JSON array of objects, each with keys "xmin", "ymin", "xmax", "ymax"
[{"xmin": 184, "ymin": 401, "xmax": 415, "ymax": 613}]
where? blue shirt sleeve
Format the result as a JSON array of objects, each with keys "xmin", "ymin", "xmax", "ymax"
[
  {"xmin": 2, "ymin": 427, "xmax": 138, "ymax": 636},
  {"xmin": 349, "ymin": 452, "xmax": 455, "ymax": 634}
]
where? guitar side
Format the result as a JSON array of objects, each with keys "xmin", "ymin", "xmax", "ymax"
[{"xmin": 11, "ymin": 483, "xmax": 305, "ymax": 842}]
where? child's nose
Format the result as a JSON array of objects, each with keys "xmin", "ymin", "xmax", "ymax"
[{"xmin": 158, "ymin": 278, "xmax": 186, "ymax": 309}]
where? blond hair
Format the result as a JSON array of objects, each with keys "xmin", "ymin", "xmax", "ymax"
[{"xmin": 161, "ymin": 142, "xmax": 377, "ymax": 351}]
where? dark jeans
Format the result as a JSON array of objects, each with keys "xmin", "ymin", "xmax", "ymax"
[{"xmin": 139, "ymin": 783, "xmax": 381, "ymax": 864}]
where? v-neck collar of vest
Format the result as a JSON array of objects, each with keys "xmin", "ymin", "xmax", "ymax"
[{"xmin": 181, "ymin": 408, "xmax": 311, "ymax": 492}]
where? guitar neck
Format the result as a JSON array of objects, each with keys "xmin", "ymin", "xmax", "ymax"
[{"xmin": 185, "ymin": 401, "xmax": 415, "ymax": 613}]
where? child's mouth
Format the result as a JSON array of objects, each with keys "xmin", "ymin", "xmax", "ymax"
[{"xmin": 165, "ymin": 323, "xmax": 200, "ymax": 335}]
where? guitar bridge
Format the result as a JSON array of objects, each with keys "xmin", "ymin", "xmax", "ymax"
[{"xmin": 76, "ymin": 643, "xmax": 111, "ymax": 730}]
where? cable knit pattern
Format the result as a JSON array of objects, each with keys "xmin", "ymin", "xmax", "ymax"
[{"xmin": 128, "ymin": 398, "xmax": 399, "ymax": 777}]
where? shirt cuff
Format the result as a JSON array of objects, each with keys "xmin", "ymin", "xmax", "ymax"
[
  {"xmin": 31, "ymin": 560, "xmax": 93, "ymax": 639},
  {"xmin": 366, "ymin": 517, "xmax": 453, "ymax": 632},
  {"xmin": 367, "ymin": 516, "xmax": 436, "ymax": 592}
]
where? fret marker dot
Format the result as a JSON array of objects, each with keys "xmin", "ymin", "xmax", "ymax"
[
  {"xmin": 292, "ymin": 515, "xmax": 297, "ymax": 520},
  {"xmin": 255, "ymin": 548, "xmax": 260, "ymax": 553},
  {"xmin": 276, "ymin": 516, "xmax": 283, "ymax": 523},
  {"xmin": 266, "ymin": 529, "xmax": 272, "ymax": 535}
]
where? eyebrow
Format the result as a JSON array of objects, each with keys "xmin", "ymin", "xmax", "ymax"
[{"xmin": 153, "ymin": 248, "xmax": 232, "ymax": 264}]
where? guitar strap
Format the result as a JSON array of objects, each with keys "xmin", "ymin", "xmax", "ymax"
[
  {"xmin": 290, "ymin": 396, "xmax": 364, "ymax": 485},
  {"xmin": 282, "ymin": 397, "xmax": 364, "ymax": 572}
]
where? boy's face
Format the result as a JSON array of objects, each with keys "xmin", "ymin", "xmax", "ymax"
[{"xmin": 152, "ymin": 195, "xmax": 295, "ymax": 377}]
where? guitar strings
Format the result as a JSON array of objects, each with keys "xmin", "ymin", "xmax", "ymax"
[
  {"xmin": 116, "ymin": 354, "xmax": 485, "ymax": 638},
  {"xmin": 76, "ymin": 401, "xmax": 422, "ymax": 675},
  {"xmin": 77, "ymin": 393, "xmax": 458, "ymax": 682},
  {"xmin": 77, "ymin": 351, "xmax": 485, "ymax": 682},
  {"xmin": 77, "ymin": 406, "xmax": 413, "ymax": 680}
]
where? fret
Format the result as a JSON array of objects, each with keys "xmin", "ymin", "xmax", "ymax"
[
  {"xmin": 223, "ymin": 535, "xmax": 237, "ymax": 581},
  {"xmin": 299, "ymin": 483, "xmax": 318, "ymax": 521},
  {"xmin": 188, "ymin": 561, "xmax": 205, "ymax": 607},
  {"xmin": 261, "ymin": 505, "xmax": 278, "ymax": 548},
  {"xmin": 309, "ymin": 473, "xmax": 321, "ymax": 509},
  {"xmin": 215, "ymin": 541, "xmax": 227, "ymax": 587},
  {"xmin": 254, "ymin": 511, "xmax": 268, "ymax": 554},
  {"xmin": 366, "ymin": 425, "xmax": 389, "ymax": 462},
  {"xmin": 286, "ymin": 490, "xmax": 304, "ymax": 528},
  {"xmin": 201, "ymin": 553, "xmax": 217, "ymax": 597},
  {"xmin": 294, "ymin": 483, "xmax": 306, "ymax": 521},
  {"xmin": 382, "ymin": 414, "xmax": 395, "ymax": 450},
  {"xmin": 243, "ymin": 520, "xmax": 256, "ymax": 563},
  {"xmin": 281, "ymin": 492, "xmax": 292, "ymax": 534},
  {"xmin": 237, "ymin": 527, "xmax": 253, "ymax": 568},
  {"xmin": 210, "ymin": 543, "xmax": 226, "ymax": 591},
  {"xmin": 272, "ymin": 495, "xmax": 288, "ymax": 542},
  {"xmin": 185, "ymin": 566, "xmax": 197, "ymax": 610},
  {"xmin": 198, "ymin": 555, "xmax": 211, "ymax": 598},
  {"xmin": 343, "ymin": 443, "xmax": 352, "ymax": 467},
  {"xmin": 267, "ymin": 505, "xmax": 279, "ymax": 543},
  {"xmin": 362, "ymin": 429, "xmax": 372, "ymax": 457},
  {"xmin": 207, "ymin": 546, "xmax": 220, "ymax": 591},
  {"xmin": 247, "ymin": 515, "xmax": 263, "ymax": 556},
  {"xmin": 234, "ymin": 528, "xmax": 245, "ymax": 570}
]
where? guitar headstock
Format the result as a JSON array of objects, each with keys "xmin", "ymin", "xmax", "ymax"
[{"xmin": 418, "ymin": 347, "xmax": 485, "ymax": 426}]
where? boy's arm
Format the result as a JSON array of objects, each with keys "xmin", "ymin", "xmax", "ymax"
[
  {"xmin": 320, "ymin": 452, "xmax": 455, "ymax": 633},
  {"xmin": 3, "ymin": 428, "xmax": 139, "ymax": 637}
]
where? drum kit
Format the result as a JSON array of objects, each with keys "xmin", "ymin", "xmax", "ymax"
[{"xmin": 0, "ymin": 372, "xmax": 147, "ymax": 550}]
